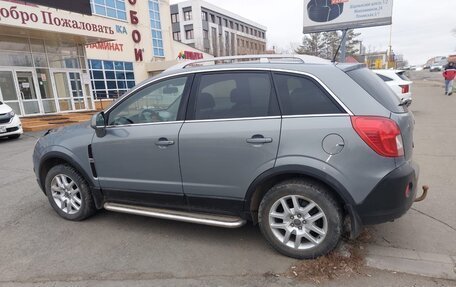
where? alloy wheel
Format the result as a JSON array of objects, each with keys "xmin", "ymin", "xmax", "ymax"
[
  {"xmin": 50, "ymin": 174, "xmax": 82, "ymax": 215},
  {"xmin": 268, "ymin": 195, "xmax": 328, "ymax": 249}
]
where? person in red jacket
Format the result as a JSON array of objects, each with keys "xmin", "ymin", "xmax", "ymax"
[{"xmin": 443, "ymin": 62, "xmax": 456, "ymax": 96}]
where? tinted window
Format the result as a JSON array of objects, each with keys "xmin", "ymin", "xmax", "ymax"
[
  {"xmin": 274, "ymin": 74, "xmax": 343, "ymax": 115},
  {"xmin": 108, "ymin": 76, "xmax": 188, "ymax": 125},
  {"xmin": 376, "ymin": 74, "xmax": 393, "ymax": 82},
  {"xmin": 193, "ymin": 73, "xmax": 278, "ymax": 120},
  {"xmin": 347, "ymin": 68, "xmax": 405, "ymax": 113}
]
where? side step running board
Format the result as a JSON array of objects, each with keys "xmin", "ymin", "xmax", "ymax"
[{"xmin": 104, "ymin": 202, "xmax": 246, "ymax": 228}]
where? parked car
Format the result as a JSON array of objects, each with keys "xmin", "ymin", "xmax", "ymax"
[
  {"xmin": 373, "ymin": 69, "xmax": 413, "ymax": 105},
  {"xmin": 33, "ymin": 55, "xmax": 420, "ymax": 259},
  {"xmin": 0, "ymin": 101, "xmax": 23, "ymax": 139},
  {"xmin": 430, "ymin": 61, "xmax": 448, "ymax": 72}
]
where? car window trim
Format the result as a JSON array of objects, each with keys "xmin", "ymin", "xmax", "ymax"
[
  {"xmin": 104, "ymin": 68, "xmax": 353, "ymax": 117},
  {"xmin": 186, "ymin": 70, "xmax": 281, "ymax": 121},
  {"xmin": 105, "ymin": 120, "xmax": 184, "ymax": 129},
  {"xmin": 184, "ymin": 116, "xmax": 281, "ymax": 123},
  {"xmin": 104, "ymin": 74, "xmax": 194, "ymax": 127}
]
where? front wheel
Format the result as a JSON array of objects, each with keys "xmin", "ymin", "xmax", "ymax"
[
  {"xmin": 258, "ymin": 179, "xmax": 342, "ymax": 259},
  {"xmin": 45, "ymin": 164, "xmax": 96, "ymax": 221}
]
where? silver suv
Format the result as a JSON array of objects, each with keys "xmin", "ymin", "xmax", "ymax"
[{"xmin": 33, "ymin": 55, "xmax": 419, "ymax": 259}]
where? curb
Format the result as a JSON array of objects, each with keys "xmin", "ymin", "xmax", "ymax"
[{"xmin": 366, "ymin": 245, "xmax": 456, "ymax": 281}]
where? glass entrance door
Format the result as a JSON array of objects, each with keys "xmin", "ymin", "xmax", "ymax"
[
  {"xmin": 0, "ymin": 70, "xmax": 22, "ymax": 115},
  {"xmin": 16, "ymin": 70, "xmax": 41, "ymax": 115},
  {"xmin": 51, "ymin": 70, "xmax": 87, "ymax": 113},
  {"xmin": 69, "ymin": 72, "xmax": 87, "ymax": 111},
  {"xmin": 52, "ymin": 71, "xmax": 73, "ymax": 112}
]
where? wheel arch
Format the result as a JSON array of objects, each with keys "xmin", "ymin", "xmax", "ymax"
[
  {"xmin": 38, "ymin": 151, "xmax": 103, "ymax": 209},
  {"xmin": 244, "ymin": 165, "xmax": 357, "ymax": 224}
]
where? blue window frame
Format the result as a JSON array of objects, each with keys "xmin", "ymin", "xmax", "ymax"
[
  {"xmin": 148, "ymin": 0, "xmax": 164, "ymax": 57},
  {"xmin": 90, "ymin": 0, "xmax": 127, "ymax": 21},
  {"xmin": 89, "ymin": 59, "xmax": 135, "ymax": 99}
]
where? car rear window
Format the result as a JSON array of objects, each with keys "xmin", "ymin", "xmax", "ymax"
[
  {"xmin": 347, "ymin": 68, "xmax": 405, "ymax": 113},
  {"xmin": 396, "ymin": 71, "xmax": 410, "ymax": 81}
]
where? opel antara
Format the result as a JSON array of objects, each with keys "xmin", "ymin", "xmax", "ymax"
[{"xmin": 33, "ymin": 55, "xmax": 420, "ymax": 259}]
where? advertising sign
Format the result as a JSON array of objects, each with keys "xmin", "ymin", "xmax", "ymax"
[
  {"xmin": 20, "ymin": 0, "xmax": 91, "ymax": 15},
  {"xmin": 303, "ymin": 0, "xmax": 393, "ymax": 33}
]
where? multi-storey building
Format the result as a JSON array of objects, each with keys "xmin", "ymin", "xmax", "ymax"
[{"xmin": 170, "ymin": 0, "xmax": 267, "ymax": 57}]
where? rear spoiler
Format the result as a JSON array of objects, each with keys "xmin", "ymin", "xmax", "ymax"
[{"xmin": 335, "ymin": 63, "xmax": 367, "ymax": 72}]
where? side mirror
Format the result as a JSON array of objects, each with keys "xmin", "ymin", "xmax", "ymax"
[{"xmin": 91, "ymin": 112, "xmax": 107, "ymax": 137}]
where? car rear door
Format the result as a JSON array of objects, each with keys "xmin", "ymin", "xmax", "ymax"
[
  {"xmin": 91, "ymin": 75, "xmax": 193, "ymax": 208},
  {"xmin": 178, "ymin": 71, "xmax": 281, "ymax": 214}
]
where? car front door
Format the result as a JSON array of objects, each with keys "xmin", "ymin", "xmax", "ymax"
[
  {"xmin": 91, "ymin": 75, "xmax": 192, "ymax": 208},
  {"xmin": 178, "ymin": 71, "xmax": 281, "ymax": 213}
]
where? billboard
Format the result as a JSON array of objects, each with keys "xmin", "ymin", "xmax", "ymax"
[
  {"xmin": 21, "ymin": 0, "xmax": 92, "ymax": 15},
  {"xmin": 303, "ymin": 0, "xmax": 393, "ymax": 33}
]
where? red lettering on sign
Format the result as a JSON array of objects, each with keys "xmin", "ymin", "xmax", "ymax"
[
  {"xmin": 87, "ymin": 42, "xmax": 124, "ymax": 52},
  {"xmin": 132, "ymin": 30, "xmax": 141, "ymax": 43},
  {"xmin": 134, "ymin": 48, "xmax": 143, "ymax": 61}
]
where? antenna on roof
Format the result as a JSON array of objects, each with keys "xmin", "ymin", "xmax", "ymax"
[{"xmin": 332, "ymin": 29, "xmax": 348, "ymax": 63}]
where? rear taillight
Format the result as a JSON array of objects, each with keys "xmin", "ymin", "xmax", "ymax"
[
  {"xmin": 351, "ymin": 116, "xmax": 404, "ymax": 158},
  {"xmin": 400, "ymin": 85, "xmax": 409, "ymax": 94}
]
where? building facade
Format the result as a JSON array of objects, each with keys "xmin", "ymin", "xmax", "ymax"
[
  {"xmin": 0, "ymin": 0, "xmax": 212, "ymax": 117},
  {"xmin": 170, "ymin": 0, "xmax": 267, "ymax": 57}
]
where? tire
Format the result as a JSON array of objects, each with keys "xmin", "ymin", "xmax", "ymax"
[
  {"xmin": 8, "ymin": 134, "xmax": 20, "ymax": 139},
  {"xmin": 45, "ymin": 164, "xmax": 96, "ymax": 221},
  {"xmin": 258, "ymin": 179, "xmax": 342, "ymax": 259}
]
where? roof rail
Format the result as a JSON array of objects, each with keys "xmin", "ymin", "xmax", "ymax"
[{"xmin": 165, "ymin": 54, "xmax": 330, "ymax": 71}]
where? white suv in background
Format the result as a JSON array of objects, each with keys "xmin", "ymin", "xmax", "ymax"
[
  {"xmin": 0, "ymin": 101, "xmax": 23, "ymax": 139},
  {"xmin": 373, "ymin": 70, "xmax": 413, "ymax": 105}
]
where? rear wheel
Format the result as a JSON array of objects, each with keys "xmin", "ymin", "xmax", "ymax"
[
  {"xmin": 258, "ymin": 179, "xmax": 342, "ymax": 259},
  {"xmin": 45, "ymin": 164, "xmax": 96, "ymax": 221}
]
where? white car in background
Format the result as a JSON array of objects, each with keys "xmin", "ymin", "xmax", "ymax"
[
  {"xmin": 0, "ymin": 101, "xmax": 23, "ymax": 139},
  {"xmin": 373, "ymin": 69, "xmax": 413, "ymax": 106}
]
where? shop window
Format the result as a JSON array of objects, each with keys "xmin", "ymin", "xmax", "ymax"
[
  {"xmin": 89, "ymin": 59, "xmax": 135, "ymax": 100},
  {"xmin": 90, "ymin": 0, "xmax": 127, "ymax": 21},
  {"xmin": 149, "ymin": 0, "xmax": 165, "ymax": 57}
]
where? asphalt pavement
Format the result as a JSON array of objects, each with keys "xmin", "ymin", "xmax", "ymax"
[{"xmin": 0, "ymin": 71, "xmax": 455, "ymax": 286}]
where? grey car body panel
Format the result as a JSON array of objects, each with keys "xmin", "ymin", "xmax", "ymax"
[
  {"xmin": 179, "ymin": 117, "xmax": 281, "ymax": 199},
  {"xmin": 91, "ymin": 122, "xmax": 184, "ymax": 194},
  {"xmin": 276, "ymin": 115, "xmax": 396, "ymax": 204},
  {"xmin": 33, "ymin": 122, "xmax": 98, "ymax": 188},
  {"xmin": 390, "ymin": 111, "xmax": 415, "ymax": 163}
]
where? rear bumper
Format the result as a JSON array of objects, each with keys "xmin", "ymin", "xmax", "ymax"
[{"xmin": 355, "ymin": 161, "xmax": 419, "ymax": 225}]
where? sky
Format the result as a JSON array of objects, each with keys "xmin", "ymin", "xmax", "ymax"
[{"xmin": 171, "ymin": 0, "xmax": 456, "ymax": 65}]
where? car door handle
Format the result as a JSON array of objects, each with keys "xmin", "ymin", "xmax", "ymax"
[
  {"xmin": 155, "ymin": 138, "xmax": 175, "ymax": 146},
  {"xmin": 246, "ymin": 135, "xmax": 273, "ymax": 144}
]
